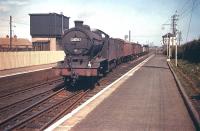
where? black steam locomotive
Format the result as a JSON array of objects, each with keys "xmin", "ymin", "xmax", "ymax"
[{"xmin": 55, "ymin": 21, "xmax": 148, "ymax": 86}]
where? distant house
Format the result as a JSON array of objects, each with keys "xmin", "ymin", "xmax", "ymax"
[{"xmin": 0, "ymin": 35, "xmax": 32, "ymax": 51}]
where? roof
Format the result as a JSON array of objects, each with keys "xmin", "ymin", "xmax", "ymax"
[
  {"xmin": 0, "ymin": 37, "xmax": 32, "ymax": 46},
  {"xmin": 29, "ymin": 13, "xmax": 70, "ymax": 19},
  {"xmin": 162, "ymin": 33, "xmax": 175, "ymax": 38}
]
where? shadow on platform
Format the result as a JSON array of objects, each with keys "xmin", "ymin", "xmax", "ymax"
[{"xmin": 142, "ymin": 65, "xmax": 169, "ymax": 70}]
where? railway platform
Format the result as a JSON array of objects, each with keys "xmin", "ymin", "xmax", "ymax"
[
  {"xmin": 0, "ymin": 63, "xmax": 56, "ymax": 78},
  {"xmin": 47, "ymin": 55, "xmax": 195, "ymax": 131},
  {"xmin": 0, "ymin": 63, "xmax": 60, "ymax": 90}
]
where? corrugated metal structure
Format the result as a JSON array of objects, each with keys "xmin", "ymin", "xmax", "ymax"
[
  {"xmin": 30, "ymin": 13, "xmax": 69, "ymax": 38},
  {"xmin": 0, "ymin": 51, "xmax": 65, "ymax": 70},
  {"xmin": 30, "ymin": 13, "xmax": 70, "ymax": 51}
]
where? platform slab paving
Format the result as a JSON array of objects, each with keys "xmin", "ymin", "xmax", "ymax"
[{"xmin": 58, "ymin": 55, "xmax": 195, "ymax": 131}]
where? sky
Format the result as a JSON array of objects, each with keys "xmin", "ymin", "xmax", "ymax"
[{"xmin": 0, "ymin": 0, "xmax": 199, "ymax": 46}]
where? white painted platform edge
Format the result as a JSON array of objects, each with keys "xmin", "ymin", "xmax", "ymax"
[
  {"xmin": 0, "ymin": 67, "xmax": 53, "ymax": 78},
  {"xmin": 45, "ymin": 55, "xmax": 154, "ymax": 131}
]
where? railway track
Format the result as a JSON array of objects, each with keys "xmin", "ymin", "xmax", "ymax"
[
  {"xmin": 0, "ymin": 77, "xmax": 63, "ymax": 109},
  {"xmin": 20, "ymin": 90, "xmax": 89, "ymax": 131},
  {"xmin": 0, "ymin": 88, "xmax": 72, "ymax": 130},
  {"xmin": 0, "ymin": 54, "xmax": 150, "ymax": 131},
  {"xmin": 0, "ymin": 77, "xmax": 63, "ymax": 98},
  {"xmin": 0, "ymin": 82, "xmax": 64, "ymax": 122}
]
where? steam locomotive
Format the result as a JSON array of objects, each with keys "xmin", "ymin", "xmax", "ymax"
[{"xmin": 55, "ymin": 21, "xmax": 149, "ymax": 86}]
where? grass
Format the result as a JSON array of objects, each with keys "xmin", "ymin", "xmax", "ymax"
[
  {"xmin": 177, "ymin": 59, "xmax": 200, "ymax": 88},
  {"xmin": 171, "ymin": 59, "xmax": 200, "ymax": 96}
]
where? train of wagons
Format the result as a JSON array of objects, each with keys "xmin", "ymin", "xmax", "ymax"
[{"xmin": 55, "ymin": 21, "xmax": 149, "ymax": 86}]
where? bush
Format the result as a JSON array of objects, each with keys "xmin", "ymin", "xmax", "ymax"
[
  {"xmin": 171, "ymin": 46, "xmax": 184, "ymax": 59},
  {"xmin": 167, "ymin": 38, "xmax": 200, "ymax": 63},
  {"xmin": 182, "ymin": 39, "xmax": 200, "ymax": 63}
]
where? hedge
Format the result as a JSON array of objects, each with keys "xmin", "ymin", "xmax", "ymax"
[{"xmin": 169, "ymin": 38, "xmax": 200, "ymax": 63}]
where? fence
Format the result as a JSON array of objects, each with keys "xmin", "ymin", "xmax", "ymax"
[
  {"xmin": 0, "ymin": 45, "xmax": 33, "ymax": 52},
  {"xmin": 0, "ymin": 51, "xmax": 65, "ymax": 70}
]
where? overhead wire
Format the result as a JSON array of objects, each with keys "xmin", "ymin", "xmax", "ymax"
[
  {"xmin": 185, "ymin": 0, "xmax": 196, "ymax": 42},
  {"xmin": 161, "ymin": 0, "xmax": 190, "ymax": 31},
  {"xmin": 162, "ymin": 0, "xmax": 200, "ymax": 43},
  {"xmin": 13, "ymin": 21, "xmax": 29, "ymax": 26},
  {"xmin": 0, "ymin": 18, "xmax": 9, "ymax": 22},
  {"xmin": 0, "ymin": 17, "xmax": 29, "ymax": 36},
  {"xmin": 179, "ymin": 0, "xmax": 200, "ymax": 20},
  {"xmin": 0, "ymin": 17, "xmax": 29, "ymax": 26},
  {"xmin": 178, "ymin": 0, "xmax": 193, "ymax": 17}
]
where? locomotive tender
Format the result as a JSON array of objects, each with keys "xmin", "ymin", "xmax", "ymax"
[{"xmin": 56, "ymin": 21, "xmax": 148, "ymax": 85}]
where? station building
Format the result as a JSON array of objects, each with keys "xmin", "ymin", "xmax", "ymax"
[{"xmin": 162, "ymin": 33, "xmax": 176, "ymax": 46}]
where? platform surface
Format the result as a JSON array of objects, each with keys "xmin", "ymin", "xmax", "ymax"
[
  {"xmin": 0, "ymin": 63, "xmax": 56, "ymax": 78},
  {"xmin": 55, "ymin": 55, "xmax": 195, "ymax": 131}
]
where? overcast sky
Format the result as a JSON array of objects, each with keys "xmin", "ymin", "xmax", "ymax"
[{"xmin": 0, "ymin": 0, "xmax": 199, "ymax": 46}]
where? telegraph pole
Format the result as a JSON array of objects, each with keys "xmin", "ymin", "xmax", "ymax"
[
  {"xmin": 166, "ymin": 37, "xmax": 168, "ymax": 57},
  {"xmin": 10, "ymin": 16, "xmax": 12, "ymax": 49},
  {"xmin": 171, "ymin": 12, "xmax": 179, "ymax": 66},
  {"xmin": 175, "ymin": 37, "xmax": 177, "ymax": 66},
  {"xmin": 166, "ymin": 33, "xmax": 171, "ymax": 62},
  {"xmin": 171, "ymin": 13, "xmax": 178, "ymax": 35},
  {"xmin": 178, "ymin": 31, "xmax": 182, "ymax": 45},
  {"xmin": 162, "ymin": 12, "xmax": 179, "ymax": 63}
]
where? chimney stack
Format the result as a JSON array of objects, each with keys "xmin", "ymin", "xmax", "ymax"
[
  {"xmin": 129, "ymin": 30, "xmax": 131, "ymax": 42},
  {"xmin": 74, "ymin": 20, "xmax": 83, "ymax": 28},
  {"xmin": 14, "ymin": 35, "xmax": 17, "ymax": 39}
]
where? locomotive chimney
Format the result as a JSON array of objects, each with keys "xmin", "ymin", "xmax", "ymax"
[{"xmin": 74, "ymin": 20, "xmax": 83, "ymax": 28}]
